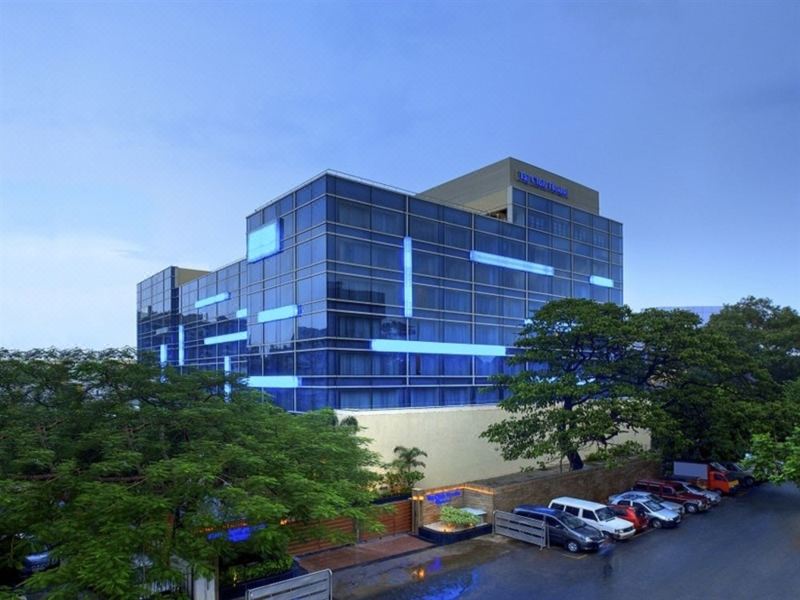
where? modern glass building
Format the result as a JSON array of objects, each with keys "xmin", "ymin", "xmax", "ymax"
[{"xmin": 137, "ymin": 158, "xmax": 623, "ymax": 412}]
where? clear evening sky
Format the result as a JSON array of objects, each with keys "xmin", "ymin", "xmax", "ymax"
[{"xmin": 1, "ymin": 0, "xmax": 798, "ymax": 350}]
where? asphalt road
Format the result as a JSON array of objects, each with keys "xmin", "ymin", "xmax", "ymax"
[{"xmin": 337, "ymin": 483, "xmax": 800, "ymax": 600}]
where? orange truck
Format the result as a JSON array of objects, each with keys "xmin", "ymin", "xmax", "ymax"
[{"xmin": 671, "ymin": 461, "xmax": 739, "ymax": 495}]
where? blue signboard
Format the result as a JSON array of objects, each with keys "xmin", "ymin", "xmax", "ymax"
[
  {"xmin": 426, "ymin": 489, "xmax": 462, "ymax": 505},
  {"xmin": 517, "ymin": 170, "xmax": 568, "ymax": 198}
]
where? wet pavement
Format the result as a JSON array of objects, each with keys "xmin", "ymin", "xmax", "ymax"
[{"xmin": 333, "ymin": 484, "xmax": 800, "ymax": 599}]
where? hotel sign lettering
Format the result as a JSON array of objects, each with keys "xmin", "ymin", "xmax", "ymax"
[{"xmin": 517, "ymin": 170, "xmax": 568, "ymax": 198}]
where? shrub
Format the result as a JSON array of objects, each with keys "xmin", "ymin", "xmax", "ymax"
[{"xmin": 439, "ymin": 505, "xmax": 480, "ymax": 528}]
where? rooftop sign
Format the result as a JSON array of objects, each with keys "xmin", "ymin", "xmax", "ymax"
[{"xmin": 517, "ymin": 170, "xmax": 568, "ymax": 198}]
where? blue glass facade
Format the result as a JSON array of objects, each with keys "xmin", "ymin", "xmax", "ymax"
[{"xmin": 137, "ymin": 164, "xmax": 623, "ymax": 411}]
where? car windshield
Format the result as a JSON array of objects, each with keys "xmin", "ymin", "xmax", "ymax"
[
  {"xmin": 644, "ymin": 500, "xmax": 664, "ymax": 511},
  {"xmin": 596, "ymin": 507, "xmax": 616, "ymax": 521},
  {"xmin": 560, "ymin": 514, "xmax": 585, "ymax": 529}
]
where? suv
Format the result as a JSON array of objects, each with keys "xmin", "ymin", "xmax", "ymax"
[
  {"xmin": 548, "ymin": 497, "xmax": 636, "ymax": 540},
  {"xmin": 632, "ymin": 480, "xmax": 709, "ymax": 513},
  {"xmin": 512, "ymin": 505, "xmax": 605, "ymax": 553},
  {"xmin": 608, "ymin": 493, "xmax": 682, "ymax": 529}
]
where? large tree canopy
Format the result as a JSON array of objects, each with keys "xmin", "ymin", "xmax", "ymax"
[
  {"xmin": 481, "ymin": 300, "xmax": 684, "ymax": 471},
  {"xmin": 482, "ymin": 298, "xmax": 792, "ymax": 471},
  {"xmin": 0, "ymin": 348, "xmax": 379, "ymax": 598},
  {"xmin": 706, "ymin": 296, "xmax": 800, "ymax": 384}
]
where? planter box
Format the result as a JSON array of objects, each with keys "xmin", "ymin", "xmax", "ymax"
[
  {"xmin": 417, "ymin": 522, "xmax": 492, "ymax": 545},
  {"xmin": 219, "ymin": 558, "xmax": 307, "ymax": 600}
]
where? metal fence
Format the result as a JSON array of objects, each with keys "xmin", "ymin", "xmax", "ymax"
[
  {"xmin": 245, "ymin": 569, "xmax": 332, "ymax": 600},
  {"xmin": 493, "ymin": 510, "xmax": 548, "ymax": 549}
]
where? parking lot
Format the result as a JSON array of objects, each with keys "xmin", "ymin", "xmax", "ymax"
[{"xmin": 335, "ymin": 484, "xmax": 800, "ymax": 599}]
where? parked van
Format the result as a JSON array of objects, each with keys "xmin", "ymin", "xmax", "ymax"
[
  {"xmin": 548, "ymin": 497, "xmax": 636, "ymax": 540},
  {"xmin": 512, "ymin": 505, "xmax": 606, "ymax": 553}
]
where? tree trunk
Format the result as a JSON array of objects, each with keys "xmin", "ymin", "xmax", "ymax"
[{"xmin": 567, "ymin": 450, "xmax": 584, "ymax": 471}]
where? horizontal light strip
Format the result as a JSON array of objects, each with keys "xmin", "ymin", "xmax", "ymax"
[
  {"xmin": 470, "ymin": 250, "xmax": 554, "ymax": 276},
  {"xmin": 370, "ymin": 339, "xmax": 507, "ymax": 357},
  {"xmin": 589, "ymin": 275, "xmax": 614, "ymax": 288},
  {"xmin": 257, "ymin": 305, "xmax": 299, "ymax": 323},
  {"xmin": 195, "ymin": 292, "xmax": 230, "ymax": 308},
  {"xmin": 247, "ymin": 376, "xmax": 300, "ymax": 389},
  {"xmin": 204, "ymin": 331, "xmax": 247, "ymax": 345},
  {"xmin": 235, "ymin": 308, "xmax": 248, "ymax": 318}
]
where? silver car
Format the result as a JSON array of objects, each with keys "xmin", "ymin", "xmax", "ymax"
[
  {"xmin": 668, "ymin": 480, "xmax": 722, "ymax": 505},
  {"xmin": 608, "ymin": 493, "xmax": 682, "ymax": 528},
  {"xmin": 609, "ymin": 490, "xmax": 685, "ymax": 515}
]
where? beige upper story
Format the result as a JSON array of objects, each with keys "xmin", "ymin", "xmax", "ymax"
[{"xmin": 421, "ymin": 157, "xmax": 600, "ymax": 217}]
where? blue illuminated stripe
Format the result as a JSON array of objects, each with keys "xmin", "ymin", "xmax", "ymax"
[
  {"xmin": 178, "ymin": 325, "xmax": 185, "ymax": 366},
  {"xmin": 247, "ymin": 376, "xmax": 300, "ymax": 389},
  {"xmin": 403, "ymin": 237, "xmax": 413, "ymax": 317},
  {"xmin": 370, "ymin": 339, "xmax": 507, "ymax": 357},
  {"xmin": 224, "ymin": 356, "xmax": 232, "ymax": 399},
  {"xmin": 204, "ymin": 331, "xmax": 247, "ymax": 345},
  {"xmin": 236, "ymin": 308, "xmax": 248, "ymax": 318},
  {"xmin": 470, "ymin": 250, "xmax": 554, "ymax": 276},
  {"xmin": 257, "ymin": 305, "xmax": 299, "ymax": 323},
  {"xmin": 247, "ymin": 220, "xmax": 281, "ymax": 262},
  {"xmin": 589, "ymin": 275, "xmax": 614, "ymax": 288},
  {"xmin": 195, "ymin": 292, "xmax": 230, "ymax": 309},
  {"xmin": 159, "ymin": 343, "xmax": 167, "ymax": 366}
]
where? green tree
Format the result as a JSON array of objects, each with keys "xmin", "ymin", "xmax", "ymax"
[
  {"xmin": 0, "ymin": 348, "xmax": 379, "ymax": 598},
  {"xmin": 383, "ymin": 446, "xmax": 428, "ymax": 494},
  {"xmin": 481, "ymin": 300, "xmax": 684, "ymax": 471},
  {"xmin": 747, "ymin": 427, "xmax": 800, "ymax": 486},
  {"xmin": 706, "ymin": 297, "xmax": 800, "ymax": 384}
]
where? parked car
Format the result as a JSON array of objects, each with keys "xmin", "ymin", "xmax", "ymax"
[
  {"xmin": 671, "ymin": 461, "xmax": 739, "ymax": 494},
  {"xmin": 665, "ymin": 479, "xmax": 722, "ymax": 506},
  {"xmin": 512, "ymin": 505, "xmax": 606, "ymax": 553},
  {"xmin": 632, "ymin": 480, "xmax": 710, "ymax": 513},
  {"xmin": 608, "ymin": 493, "xmax": 682, "ymax": 529},
  {"xmin": 714, "ymin": 461, "xmax": 757, "ymax": 487},
  {"xmin": 607, "ymin": 490, "xmax": 685, "ymax": 515},
  {"xmin": 548, "ymin": 497, "xmax": 636, "ymax": 540},
  {"xmin": 607, "ymin": 504, "xmax": 649, "ymax": 532}
]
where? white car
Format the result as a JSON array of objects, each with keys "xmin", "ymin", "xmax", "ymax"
[{"xmin": 548, "ymin": 496, "xmax": 636, "ymax": 540}]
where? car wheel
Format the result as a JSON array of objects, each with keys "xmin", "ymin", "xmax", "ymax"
[
  {"xmin": 565, "ymin": 540, "xmax": 580, "ymax": 553},
  {"xmin": 744, "ymin": 477, "xmax": 755, "ymax": 487},
  {"xmin": 686, "ymin": 503, "xmax": 698, "ymax": 514},
  {"xmin": 651, "ymin": 519, "xmax": 663, "ymax": 529}
]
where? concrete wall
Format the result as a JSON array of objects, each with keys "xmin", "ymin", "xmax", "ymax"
[
  {"xmin": 337, "ymin": 406, "xmax": 530, "ymax": 488},
  {"xmin": 336, "ymin": 406, "xmax": 650, "ymax": 488},
  {"xmin": 488, "ymin": 458, "xmax": 661, "ymax": 517}
]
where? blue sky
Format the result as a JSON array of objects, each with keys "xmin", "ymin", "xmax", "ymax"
[{"xmin": 1, "ymin": 0, "xmax": 798, "ymax": 349}]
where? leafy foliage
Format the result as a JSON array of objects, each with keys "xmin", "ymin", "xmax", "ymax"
[
  {"xmin": 0, "ymin": 348, "xmax": 380, "ymax": 598},
  {"xmin": 747, "ymin": 427, "xmax": 800, "ymax": 487},
  {"xmin": 482, "ymin": 297, "xmax": 797, "ymax": 470},
  {"xmin": 706, "ymin": 297, "xmax": 800, "ymax": 384},
  {"xmin": 438, "ymin": 506, "xmax": 479, "ymax": 529},
  {"xmin": 481, "ymin": 300, "xmax": 678, "ymax": 471},
  {"xmin": 382, "ymin": 446, "xmax": 428, "ymax": 494}
]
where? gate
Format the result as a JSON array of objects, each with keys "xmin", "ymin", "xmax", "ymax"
[
  {"xmin": 493, "ymin": 510, "xmax": 548, "ymax": 549},
  {"xmin": 244, "ymin": 569, "xmax": 332, "ymax": 600}
]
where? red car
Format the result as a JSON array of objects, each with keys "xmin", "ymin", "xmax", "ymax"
[{"xmin": 607, "ymin": 504, "xmax": 648, "ymax": 532}]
